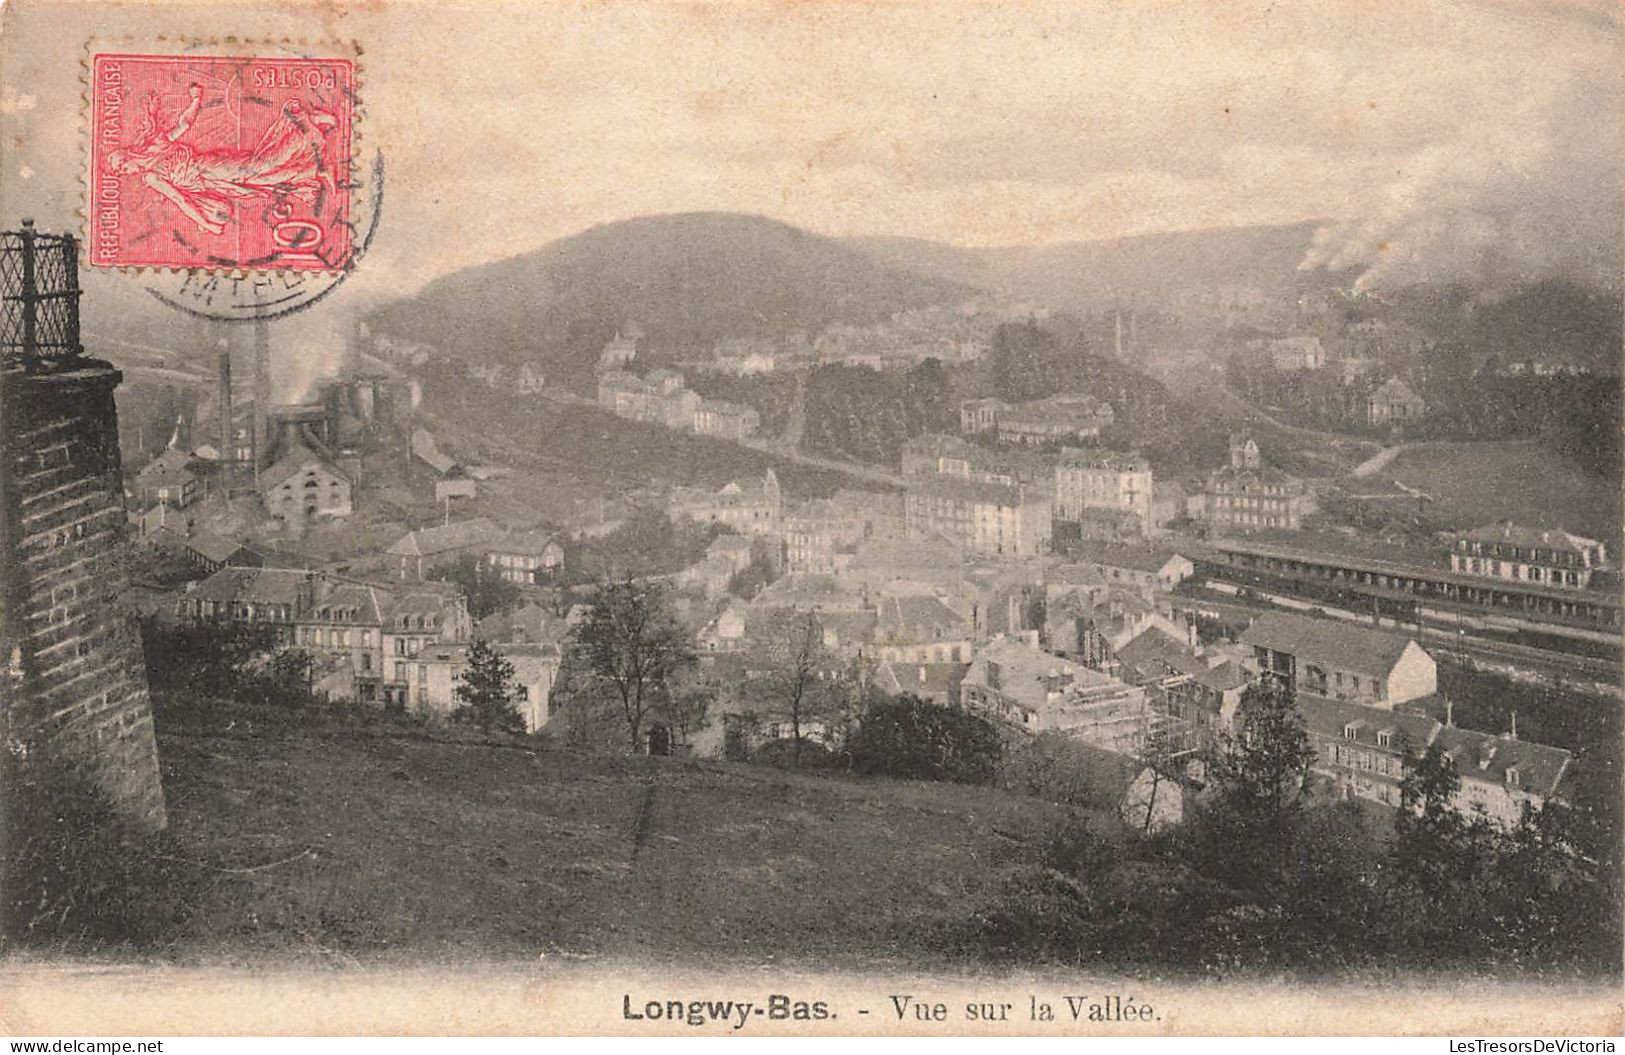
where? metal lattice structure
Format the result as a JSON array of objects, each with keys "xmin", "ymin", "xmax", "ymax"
[{"xmin": 0, "ymin": 222, "xmax": 83, "ymax": 368}]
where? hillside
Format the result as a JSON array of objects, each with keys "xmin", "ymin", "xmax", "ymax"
[
  {"xmin": 367, "ymin": 213, "xmax": 973, "ymax": 392},
  {"xmin": 146, "ymin": 699, "xmax": 1089, "ymax": 966},
  {"xmin": 850, "ymin": 221, "xmax": 1341, "ymax": 312}
]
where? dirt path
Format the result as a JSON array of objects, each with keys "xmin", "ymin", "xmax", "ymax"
[{"xmin": 1351, "ymin": 443, "xmax": 1408, "ymax": 479}]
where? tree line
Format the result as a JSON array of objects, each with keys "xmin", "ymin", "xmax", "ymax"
[{"xmin": 953, "ymin": 677, "xmax": 1619, "ymax": 975}]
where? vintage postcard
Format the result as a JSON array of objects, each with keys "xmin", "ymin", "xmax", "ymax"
[{"xmin": 0, "ymin": 0, "xmax": 1620, "ymax": 1040}]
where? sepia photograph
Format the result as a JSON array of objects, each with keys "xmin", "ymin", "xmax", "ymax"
[{"xmin": 0, "ymin": 0, "xmax": 1620, "ymax": 1038}]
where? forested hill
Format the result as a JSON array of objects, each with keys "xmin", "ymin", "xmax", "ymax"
[{"xmin": 365, "ymin": 212, "xmax": 973, "ymax": 392}]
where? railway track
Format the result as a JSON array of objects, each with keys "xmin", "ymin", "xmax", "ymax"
[{"xmin": 1172, "ymin": 581, "xmax": 1621, "ymax": 692}]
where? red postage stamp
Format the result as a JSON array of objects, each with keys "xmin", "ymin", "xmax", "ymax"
[{"xmin": 88, "ymin": 52, "xmax": 356, "ymax": 272}]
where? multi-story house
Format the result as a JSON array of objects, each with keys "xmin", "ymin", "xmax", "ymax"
[
  {"xmin": 1240, "ymin": 609, "xmax": 1436, "ymax": 708},
  {"xmin": 1300, "ymin": 695, "xmax": 1450, "ymax": 808},
  {"xmin": 1112, "ymin": 626, "xmax": 1249, "ymax": 754},
  {"xmin": 959, "ymin": 397, "xmax": 1007, "ymax": 435},
  {"xmin": 872, "ymin": 593, "xmax": 972, "ymax": 664},
  {"xmin": 1056, "ymin": 542, "xmax": 1196, "ymax": 595},
  {"xmin": 1042, "ymin": 581, "xmax": 1190, "ymax": 672},
  {"xmin": 177, "ymin": 566, "xmax": 311, "ymax": 645},
  {"xmin": 1448, "ymin": 522, "xmax": 1608, "ymax": 590},
  {"xmin": 387, "ymin": 517, "xmax": 505, "ymax": 581},
  {"xmin": 903, "ymin": 472, "xmax": 1051, "ymax": 558},
  {"xmin": 692, "ymin": 398, "xmax": 759, "ymax": 440},
  {"xmin": 1367, "ymin": 378, "xmax": 1425, "ymax": 429},
  {"xmin": 293, "ymin": 579, "xmax": 388, "ymax": 702},
  {"xmin": 131, "ymin": 447, "xmax": 202, "ymax": 510},
  {"xmin": 668, "ymin": 470, "xmax": 782, "ymax": 536},
  {"xmin": 486, "ymin": 529, "xmax": 565, "ymax": 585},
  {"xmin": 782, "ymin": 498, "xmax": 867, "ymax": 574},
  {"xmin": 380, "ymin": 582, "xmax": 472, "ymax": 710},
  {"xmin": 1253, "ymin": 335, "xmax": 1327, "ymax": 371},
  {"xmin": 1430, "ymin": 722, "xmax": 1572, "ymax": 827},
  {"xmin": 995, "ymin": 395, "xmax": 1115, "ymax": 447},
  {"xmin": 1198, "ymin": 433, "xmax": 1311, "ymax": 532},
  {"xmin": 1301, "ymin": 698, "xmax": 1570, "ymax": 822},
  {"xmin": 1054, "ymin": 448, "xmax": 1153, "ymax": 529},
  {"xmin": 411, "ymin": 640, "xmax": 560, "ymax": 733}
]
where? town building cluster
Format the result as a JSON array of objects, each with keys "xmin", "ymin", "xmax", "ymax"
[
  {"xmin": 121, "ymin": 310, "xmax": 1597, "ymax": 842},
  {"xmin": 597, "ymin": 367, "xmax": 761, "ymax": 440},
  {"xmin": 655, "ymin": 466, "xmax": 1574, "ymax": 826}
]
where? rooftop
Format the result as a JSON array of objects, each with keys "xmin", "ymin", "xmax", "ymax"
[
  {"xmin": 904, "ymin": 471, "xmax": 1041, "ymax": 508},
  {"xmin": 491, "ymin": 528, "xmax": 562, "ymax": 557},
  {"xmin": 872, "ymin": 660, "xmax": 969, "ymax": 699},
  {"xmin": 1240, "ymin": 610, "xmax": 1423, "ymax": 677},
  {"xmin": 387, "ymin": 517, "xmax": 504, "ymax": 558},
  {"xmin": 1459, "ymin": 521, "xmax": 1603, "ymax": 554},
  {"xmin": 1431, "ymin": 725, "xmax": 1570, "ymax": 798},
  {"xmin": 260, "ymin": 443, "xmax": 349, "ymax": 493},
  {"xmin": 1061, "ymin": 541, "xmax": 1190, "ymax": 574},
  {"xmin": 1057, "ymin": 447, "xmax": 1150, "ymax": 473},
  {"xmin": 189, "ymin": 566, "xmax": 309, "ymax": 608},
  {"xmin": 188, "ymin": 529, "xmax": 251, "ymax": 565},
  {"xmin": 1298, "ymin": 693, "xmax": 1440, "ymax": 751},
  {"xmin": 135, "ymin": 447, "xmax": 201, "ymax": 483},
  {"xmin": 967, "ymin": 636, "xmax": 1131, "ymax": 716},
  {"xmin": 875, "ymin": 594, "xmax": 968, "ymax": 639}
]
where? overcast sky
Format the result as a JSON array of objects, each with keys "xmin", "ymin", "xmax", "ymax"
[{"xmin": 2, "ymin": 0, "xmax": 1619, "ymax": 301}]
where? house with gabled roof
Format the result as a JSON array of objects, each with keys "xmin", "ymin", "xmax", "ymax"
[
  {"xmin": 132, "ymin": 447, "xmax": 203, "ymax": 510},
  {"xmin": 487, "ymin": 528, "xmax": 565, "ymax": 585},
  {"xmin": 1056, "ymin": 541, "xmax": 1195, "ymax": 594},
  {"xmin": 872, "ymin": 593, "xmax": 972, "ymax": 664},
  {"xmin": 410, "ymin": 640, "xmax": 560, "ymax": 733},
  {"xmin": 1431, "ymin": 723, "xmax": 1571, "ymax": 827},
  {"xmin": 1114, "ymin": 626, "xmax": 1249, "ymax": 748},
  {"xmin": 870, "ymin": 660, "xmax": 968, "ymax": 708},
  {"xmin": 669, "ymin": 470, "xmax": 782, "ymax": 536},
  {"xmin": 1241, "ymin": 610, "xmax": 1436, "ymax": 708},
  {"xmin": 1299, "ymin": 695, "xmax": 1570, "ymax": 823},
  {"xmin": 1367, "ymin": 377, "xmax": 1425, "ymax": 429},
  {"xmin": 176, "ymin": 566, "xmax": 312, "ymax": 642},
  {"xmin": 387, "ymin": 517, "xmax": 504, "ymax": 580},
  {"xmin": 1299, "ymin": 693, "xmax": 1442, "ymax": 808}
]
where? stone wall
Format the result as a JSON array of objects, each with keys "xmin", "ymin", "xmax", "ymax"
[{"xmin": 1, "ymin": 361, "xmax": 166, "ymax": 831}]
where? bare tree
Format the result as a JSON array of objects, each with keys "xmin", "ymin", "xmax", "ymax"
[
  {"xmin": 653, "ymin": 679, "xmax": 713, "ymax": 750},
  {"xmin": 764, "ymin": 610, "xmax": 837, "ymax": 767},
  {"xmin": 1132, "ymin": 710, "xmax": 1184, "ymax": 835},
  {"xmin": 573, "ymin": 579, "xmax": 695, "ymax": 754}
]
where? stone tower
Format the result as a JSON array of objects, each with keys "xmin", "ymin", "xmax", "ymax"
[{"xmin": 0, "ymin": 223, "xmax": 166, "ymax": 831}]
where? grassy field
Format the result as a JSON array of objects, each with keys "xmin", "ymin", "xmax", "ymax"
[
  {"xmin": 1338, "ymin": 439, "xmax": 1620, "ymax": 539},
  {"xmin": 148, "ymin": 701, "xmax": 1096, "ymax": 968}
]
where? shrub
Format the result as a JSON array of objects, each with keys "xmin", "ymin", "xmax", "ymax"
[
  {"xmin": 752, "ymin": 737, "xmax": 839, "ymax": 772},
  {"xmin": 848, "ymin": 695, "xmax": 1000, "ymax": 785},
  {"xmin": 3, "ymin": 766, "xmax": 199, "ymax": 953}
]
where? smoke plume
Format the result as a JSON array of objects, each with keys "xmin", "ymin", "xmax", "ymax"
[{"xmin": 1300, "ymin": 74, "xmax": 1621, "ymax": 294}]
